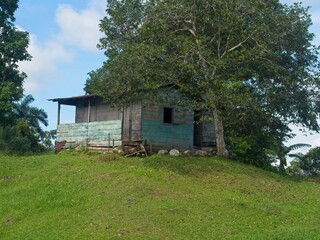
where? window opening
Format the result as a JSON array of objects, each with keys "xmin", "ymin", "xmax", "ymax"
[{"xmin": 163, "ymin": 107, "xmax": 173, "ymax": 124}]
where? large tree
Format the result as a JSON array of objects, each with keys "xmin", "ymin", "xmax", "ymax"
[
  {"xmin": 13, "ymin": 94, "xmax": 48, "ymax": 136},
  {"xmin": 86, "ymin": 0, "xmax": 320, "ymax": 159},
  {"xmin": 0, "ymin": 95, "xmax": 50, "ymax": 154},
  {"xmin": 0, "ymin": 0, "xmax": 31, "ymax": 124},
  {"xmin": 0, "ymin": 2, "xmax": 51, "ymax": 154}
]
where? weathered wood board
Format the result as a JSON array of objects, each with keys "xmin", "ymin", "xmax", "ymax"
[{"xmin": 57, "ymin": 120, "xmax": 122, "ymax": 147}]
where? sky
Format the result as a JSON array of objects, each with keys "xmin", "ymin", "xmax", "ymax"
[{"xmin": 14, "ymin": 0, "xmax": 320, "ymax": 148}]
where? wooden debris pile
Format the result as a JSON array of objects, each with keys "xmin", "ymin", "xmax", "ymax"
[{"xmin": 122, "ymin": 144, "xmax": 148, "ymax": 157}]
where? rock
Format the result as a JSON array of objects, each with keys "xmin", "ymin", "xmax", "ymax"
[
  {"xmin": 113, "ymin": 147, "xmax": 119, "ymax": 153},
  {"xmin": 201, "ymin": 147, "xmax": 217, "ymax": 155},
  {"xmin": 183, "ymin": 150, "xmax": 193, "ymax": 156},
  {"xmin": 117, "ymin": 149, "xmax": 125, "ymax": 155},
  {"xmin": 158, "ymin": 149, "xmax": 169, "ymax": 155},
  {"xmin": 195, "ymin": 150, "xmax": 208, "ymax": 156},
  {"xmin": 169, "ymin": 149, "xmax": 180, "ymax": 157}
]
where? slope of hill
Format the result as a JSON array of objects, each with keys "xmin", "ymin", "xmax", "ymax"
[{"xmin": 1, "ymin": 153, "xmax": 319, "ymax": 239}]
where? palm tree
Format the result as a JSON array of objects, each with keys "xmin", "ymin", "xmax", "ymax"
[
  {"xmin": 288, "ymin": 147, "xmax": 320, "ymax": 176},
  {"xmin": 13, "ymin": 95, "xmax": 48, "ymax": 136},
  {"xmin": 277, "ymin": 143, "xmax": 311, "ymax": 172}
]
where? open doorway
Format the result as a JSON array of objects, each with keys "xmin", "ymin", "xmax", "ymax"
[{"xmin": 193, "ymin": 111, "xmax": 202, "ymax": 148}]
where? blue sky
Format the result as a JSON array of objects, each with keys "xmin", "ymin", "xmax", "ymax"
[{"xmin": 15, "ymin": 0, "xmax": 320, "ymax": 147}]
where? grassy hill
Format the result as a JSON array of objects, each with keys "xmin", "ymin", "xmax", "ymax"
[{"xmin": 1, "ymin": 152, "xmax": 319, "ymax": 239}]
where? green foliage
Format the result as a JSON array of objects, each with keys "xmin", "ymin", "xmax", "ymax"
[
  {"xmin": 274, "ymin": 143, "xmax": 311, "ymax": 172},
  {"xmin": 87, "ymin": 0, "xmax": 320, "ymax": 165},
  {"xmin": 0, "ymin": 0, "xmax": 31, "ymax": 124},
  {"xmin": 12, "ymin": 94, "xmax": 48, "ymax": 134},
  {"xmin": 0, "ymin": 2, "xmax": 52, "ymax": 155},
  {"xmin": 40, "ymin": 130, "xmax": 56, "ymax": 151},
  {"xmin": 288, "ymin": 147, "xmax": 320, "ymax": 176},
  {"xmin": 0, "ymin": 95, "xmax": 50, "ymax": 155},
  {"xmin": 1, "ymin": 153, "xmax": 320, "ymax": 239},
  {"xmin": 0, "ymin": 123, "xmax": 39, "ymax": 155}
]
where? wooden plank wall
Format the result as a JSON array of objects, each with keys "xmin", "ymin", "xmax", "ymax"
[
  {"xmin": 96, "ymin": 103, "xmax": 121, "ymax": 122},
  {"xmin": 130, "ymin": 103, "xmax": 142, "ymax": 141},
  {"xmin": 56, "ymin": 120, "xmax": 122, "ymax": 147},
  {"xmin": 75, "ymin": 105, "xmax": 88, "ymax": 123},
  {"xmin": 76, "ymin": 102, "xmax": 121, "ymax": 123},
  {"xmin": 122, "ymin": 103, "xmax": 142, "ymax": 142},
  {"xmin": 141, "ymin": 102, "xmax": 194, "ymax": 149},
  {"xmin": 202, "ymin": 122, "xmax": 216, "ymax": 147}
]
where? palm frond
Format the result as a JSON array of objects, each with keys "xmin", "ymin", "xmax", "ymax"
[
  {"xmin": 288, "ymin": 153, "xmax": 304, "ymax": 160},
  {"xmin": 20, "ymin": 95, "xmax": 34, "ymax": 107},
  {"xmin": 286, "ymin": 143, "xmax": 311, "ymax": 153}
]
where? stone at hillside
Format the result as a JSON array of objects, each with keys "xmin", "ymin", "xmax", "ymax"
[
  {"xmin": 207, "ymin": 148, "xmax": 214, "ymax": 153},
  {"xmin": 117, "ymin": 149, "xmax": 125, "ymax": 155},
  {"xmin": 158, "ymin": 149, "xmax": 169, "ymax": 155},
  {"xmin": 183, "ymin": 150, "xmax": 193, "ymax": 156},
  {"xmin": 169, "ymin": 149, "xmax": 180, "ymax": 157},
  {"xmin": 113, "ymin": 147, "xmax": 119, "ymax": 153},
  {"xmin": 195, "ymin": 150, "xmax": 208, "ymax": 156}
]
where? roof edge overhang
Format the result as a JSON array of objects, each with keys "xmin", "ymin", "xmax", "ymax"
[{"xmin": 48, "ymin": 94, "xmax": 101, "ymax": 106}]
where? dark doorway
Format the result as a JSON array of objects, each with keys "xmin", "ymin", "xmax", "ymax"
[{"xmin": 193, "ymin": 111, "xmax": 202, "ymax": 147}]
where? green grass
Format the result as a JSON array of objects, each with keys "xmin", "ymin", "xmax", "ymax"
[{"xmin": 0, "ymin": 152, "xmax": 319, "ymax": 240}]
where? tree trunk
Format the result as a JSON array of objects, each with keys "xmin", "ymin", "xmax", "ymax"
[
  {"xmin": 278, "ymin": 157, "xmax": 286, "ymax": 172},
  {"xmin": 214, "ymin": 110, "xmax": 229, "ymax": 158}
]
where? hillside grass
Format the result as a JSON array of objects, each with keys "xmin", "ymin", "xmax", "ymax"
[{"xmin": 0, "ymin": 152, "xmax": 319, "ymax": 240}]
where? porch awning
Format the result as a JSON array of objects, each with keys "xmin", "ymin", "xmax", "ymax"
[{"xmin": 48, "ymin": 94, "xmax": 100, "ymax": 106}]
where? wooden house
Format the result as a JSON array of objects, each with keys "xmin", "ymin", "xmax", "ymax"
[{"xmin": 50, "ymin": 94, "xmax": 215, "ymax": 152}]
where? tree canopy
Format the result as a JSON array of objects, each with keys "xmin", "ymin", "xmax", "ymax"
[
  {"xmin": 288, "ymin": 147, "xmax": 320, "ymax": 176},
  {"xmin": 86, "ymin": 0, "xmax": 320, "ymax": 165},
  {"xmin": 0, "ymin": 0, "xmax": 31, "ymax": 124},
  {"xmin": 0, "ymin": 94, "xmax": 51, "ymax": 154},
  {"xmin": 0, "ymin": 1, "xmax": 51, "ymax": 154}
]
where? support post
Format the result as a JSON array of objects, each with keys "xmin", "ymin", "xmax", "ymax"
[
  {"xmin": 57, "ymin": 102, "xmax": 61, "ymax": 126},
  {"xmin": 87, "ymin": 100, "xmax": 91, "ymax": 123}
]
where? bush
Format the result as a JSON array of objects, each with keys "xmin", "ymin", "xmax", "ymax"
[
  {"xmin": 298, "ymin": 147, "xmax": 320, "ymax": 176},
  {"xmin": 0, "ymin": 122, "xmax": 46, "ymax": 155}
]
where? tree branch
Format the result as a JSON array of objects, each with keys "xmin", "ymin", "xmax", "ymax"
[{"xmin": 221, "ymin": 31, "xmax": 256, "ymax": 58}]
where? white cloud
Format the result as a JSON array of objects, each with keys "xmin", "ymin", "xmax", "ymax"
[
  {"xmin": 55, "ymin": 3, "xmax": 104, "ymax": 52},
  {"xmin": 18, "ymin": 33, "xmax": 74, "ymax": 92},
  {"xmin": 18, "ymin": 0, "xmax": 105, "ymax": 93},
  {"xmin": 88, "ymin": 0, "xmax": 106, "ymax": 12}
]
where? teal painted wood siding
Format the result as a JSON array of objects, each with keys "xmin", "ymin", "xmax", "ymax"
[
  {"xmin": 57, "ymin": 120, "xmax": 122, "ymax": 146},
  {"xmin": 141, "ymin": 99, "xmax": 194, "ymax": 149},
  {"xmin": 141, "ymin": 119, "xmax": 193, "ymax": 149}
]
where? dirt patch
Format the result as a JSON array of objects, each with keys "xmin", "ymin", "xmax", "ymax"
[
  {"xmin": 4, "ymin": 218, "xmax": 12, "ymax": 225},
  {"xmin": 2, "ymin": 176, "xmax": 11, "ymax": 181}
]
